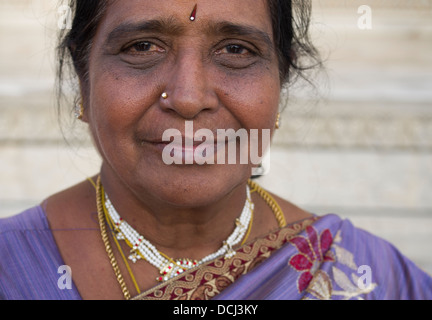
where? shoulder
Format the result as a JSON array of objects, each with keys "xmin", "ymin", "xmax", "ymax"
[
  {"xmin": 265, "ymin": 190, "xmax": 314, "ymax": 226},
  {"xmin": 2, "ymin": 177, "xmax": 119, "ymax": 300},
  {"xmin": 0, "ymin": 195, "xmax": 87, "ymax": 299},
  {"xmin": 43, "ymin": 177, "xmax": 98, "ymax": 231},
  {"xmin": 0, "ymin": 205, "xmax": 49, "ymax": 235},
  {"xmin": 0, "ymin": 206, "xmax": 67, "ymax": 299},
  {"xmin": 0, "ymin": 205, "xmax": 53, "ymax": 273}
]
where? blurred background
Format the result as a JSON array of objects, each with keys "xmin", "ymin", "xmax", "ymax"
[{"xmin": 1, "ymin": 0, "xmax": 431, "ymax": 276}]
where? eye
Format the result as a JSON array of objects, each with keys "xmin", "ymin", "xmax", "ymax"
[
  {"xmin": 226, "ymin": 44, "xmax": 247, "ymax": 54},
  {"xmin": 133, "ymin": 41, "xmax": 153, "ymax": 52},
  {"xmin": 213, "ymin": 42, "xmax": 258, "ymax": 69},
  {"xmin": 119, "ymin": 40, "xmax": 167, "ymax": 69},
  {"xmin": 219, "ymin": 44, "xmax": 250, "ymax": 55},
  {"xmin": 124, "ymin": 41, "xmax": 164, "ymax": 54}
]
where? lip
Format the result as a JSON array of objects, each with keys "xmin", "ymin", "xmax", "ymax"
[
  {"xmin": 152, "ymin": 141, "xmax": 204, "ymax": 152},
  {"xmin": 145, "ymin": 139, "xmax": 226, "ymax": 152},
  {"xmin": 144, "ymin": 137, "xmax": 212, "ymax": 148},
  {"xmin": 142, "ymin": 138, "xmax": 231, "ymax": 164},
  {"xmin": 144, "ymin": 134, "xmax": 231, "ymax": 147}
]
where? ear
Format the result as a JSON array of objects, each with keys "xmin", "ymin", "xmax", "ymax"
[{"xmin": 77, "ymin": 79, "xmax": 89, "ymax": 123}]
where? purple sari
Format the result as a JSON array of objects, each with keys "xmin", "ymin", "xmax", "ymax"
[
  {"xmin": 1, "ymin": 206, "xmax": 431, "ymax": 300},
  {"xmin": 213, "ymin": 214, "xmax": 432, "ymax": 300},
  {"xmin": 0, "ymin": 206, "xmax": 82, "ymax": 300},
  {"xmin": 135, "ymin": 214, "xmax": 432, "ymax": 300}
]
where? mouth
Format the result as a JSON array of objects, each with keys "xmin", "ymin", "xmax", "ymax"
[{"xmin": 142, "ymin": 137, "xmax": 233, "ymax": 165}]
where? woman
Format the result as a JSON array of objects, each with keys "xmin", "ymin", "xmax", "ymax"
[{"xmin": 1, "ymin": 0, "xmax": 431, "ymax": 300}]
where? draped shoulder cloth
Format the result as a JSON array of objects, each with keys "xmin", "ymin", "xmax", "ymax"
[
  {"xmin": 1, "ymin": 207, "xmax": 431, "ymax": 300},
  {"xmin": 133, "ymin": 214, "xmax": 432, "ymax": 300}
]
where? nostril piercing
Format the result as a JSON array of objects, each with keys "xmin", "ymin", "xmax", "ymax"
[{"xmin": 161, "ymin": 92, "xmax": 168, "ymax": 99}]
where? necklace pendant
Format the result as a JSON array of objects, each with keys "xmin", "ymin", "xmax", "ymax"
[
  {"xmin": 235, "ymin": 218, "xmax": 244, "ymax": 228},
  {"xmin": 223, "ymin": 241, "xmax": 236, "ymax": 260},
  {"xmin": 225, "ymin": 249, "xmax": 236, "ymax": 259},
  {"xmin": 128, "ymin": 250, "xmax": 140, "ymax": 263},
  {"xmin": 158, "ymin": 262, "xmax": 176, "ymax": 282}
]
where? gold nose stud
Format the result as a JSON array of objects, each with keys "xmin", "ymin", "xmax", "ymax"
[{"xmin": 161, "ymin": 92, "xmax": 168, "ymax": 99}]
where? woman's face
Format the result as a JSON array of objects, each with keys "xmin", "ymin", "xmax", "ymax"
[{"xmin": 85, "ymin": 0, "xmax": 281, "ymax": 206}]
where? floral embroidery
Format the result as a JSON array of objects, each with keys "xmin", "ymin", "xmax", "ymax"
[
  {"xmin": 288, "ymin": 226, "xmax": 335, "ymax": 292},
  {"xmin": 289, "ymin": 228, "xmax": 378, "ymax": 300}
]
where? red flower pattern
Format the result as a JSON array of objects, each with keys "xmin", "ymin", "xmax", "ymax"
[{"xmin": 288, "ymin": 226, "xmax": 334, "ymax": 292}]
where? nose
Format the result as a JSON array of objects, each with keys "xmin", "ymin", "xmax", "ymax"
[{"xmin": 161, "ymin": 51, "xmax": 218, "ymax": 119}]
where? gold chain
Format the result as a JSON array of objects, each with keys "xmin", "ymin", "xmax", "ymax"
[
  {"xmin": 247, "ymin": 179, "xmax": 287, "ymax": 228},
  {"xmin": 96, "ymin": 177, "xmax": 285, "ymax": 300},
  {"xmin": 96, "ymin": 176, "xmax": 131, "ymax": 300}
]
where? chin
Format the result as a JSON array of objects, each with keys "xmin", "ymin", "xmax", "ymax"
[{"xmin": 138, "ymin": 163, "xmax": 250, "ymax": 208}]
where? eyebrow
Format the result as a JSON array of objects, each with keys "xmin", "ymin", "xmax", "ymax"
[
  {"xmin": 104, "ymin": 17, "xmax": 274, "ymax": 49},
  {"xmin": 104, "ymin": 17, "xmax": 185, "ymax": 47},
  {"xmin": 207, "ymin": 21, "xmax": 274, "ymax": 48}
]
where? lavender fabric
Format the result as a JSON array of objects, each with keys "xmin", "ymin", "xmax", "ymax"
[
  {"xmin": 1, "ymin": 206, "xmax": 431, "ymax": 300},
  {"xmin": 0, "ymin": 206, "xmax": 81, "ymax": 300},
  {"xmin": 214, "ymin": 214, "xmax": 432, "ymax": 300}
]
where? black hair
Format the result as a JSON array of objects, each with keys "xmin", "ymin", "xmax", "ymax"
[
  {"xmin": 269, "ymin": 0, "xmax": 321, "ymax": 83},
  {"xmin": 57, "ymin": 0, "xmax": 107, "ymax": 115},
  {"xmin": 57, "ymin": 0, "xmax": 321, "ymax": 116}
]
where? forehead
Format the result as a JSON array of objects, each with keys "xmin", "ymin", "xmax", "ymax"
[{"xmin": 98, "ymin": 0, "xmax": 273, "ymax": 38}]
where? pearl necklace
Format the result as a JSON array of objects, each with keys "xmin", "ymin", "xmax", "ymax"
[{"xmin": 104, "ymin": 186, "xmax": 254, "ymax": 282}]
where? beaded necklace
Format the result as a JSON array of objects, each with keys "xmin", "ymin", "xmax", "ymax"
[
  {"xmin": 103, "ymin": 186, "xmax": 254, "ymax": 282},
  {"xmin": 96, "ymin": 176, "xmax": 286, "ymax": 300}
]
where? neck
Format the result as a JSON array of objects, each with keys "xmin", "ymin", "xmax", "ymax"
[{"xmin": 99, "ymin": 168, "xmax": 250, "ymax": 259}]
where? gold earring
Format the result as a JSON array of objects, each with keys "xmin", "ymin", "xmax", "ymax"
[
  {"xmin": 75, "ymin": 101, "xmax": 84, "ymax": 120},
  {"xmin": 161, "ymin": 92, "xmax": 168, "ymax": 99},
  {"xmin": 275, "ymin": 113, "xmax": 281, "ymax": 129}
]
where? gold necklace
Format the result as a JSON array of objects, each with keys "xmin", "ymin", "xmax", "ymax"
[
  {"xmin": 247, "ymin": 179, "xmax": 286, "ymax": 228},
  {"xmin": 96, "ymin": 176, "xmax": 132, "ymax": 300},
  {"xmin": 96, "ymin": 177, "xmax": 285, "ymax": 300}
]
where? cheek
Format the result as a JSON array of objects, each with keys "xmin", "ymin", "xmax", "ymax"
[
  {"xmin": 87, "ymin": 66, "xmax": 159, "ymax": 138},
  {"xmin": 84, "ymin": 69, "xmax": 155, "ymax": 168},
  {"xmin": 218, "ymin": 73, "xmax": 280, "ymax": 131}
]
